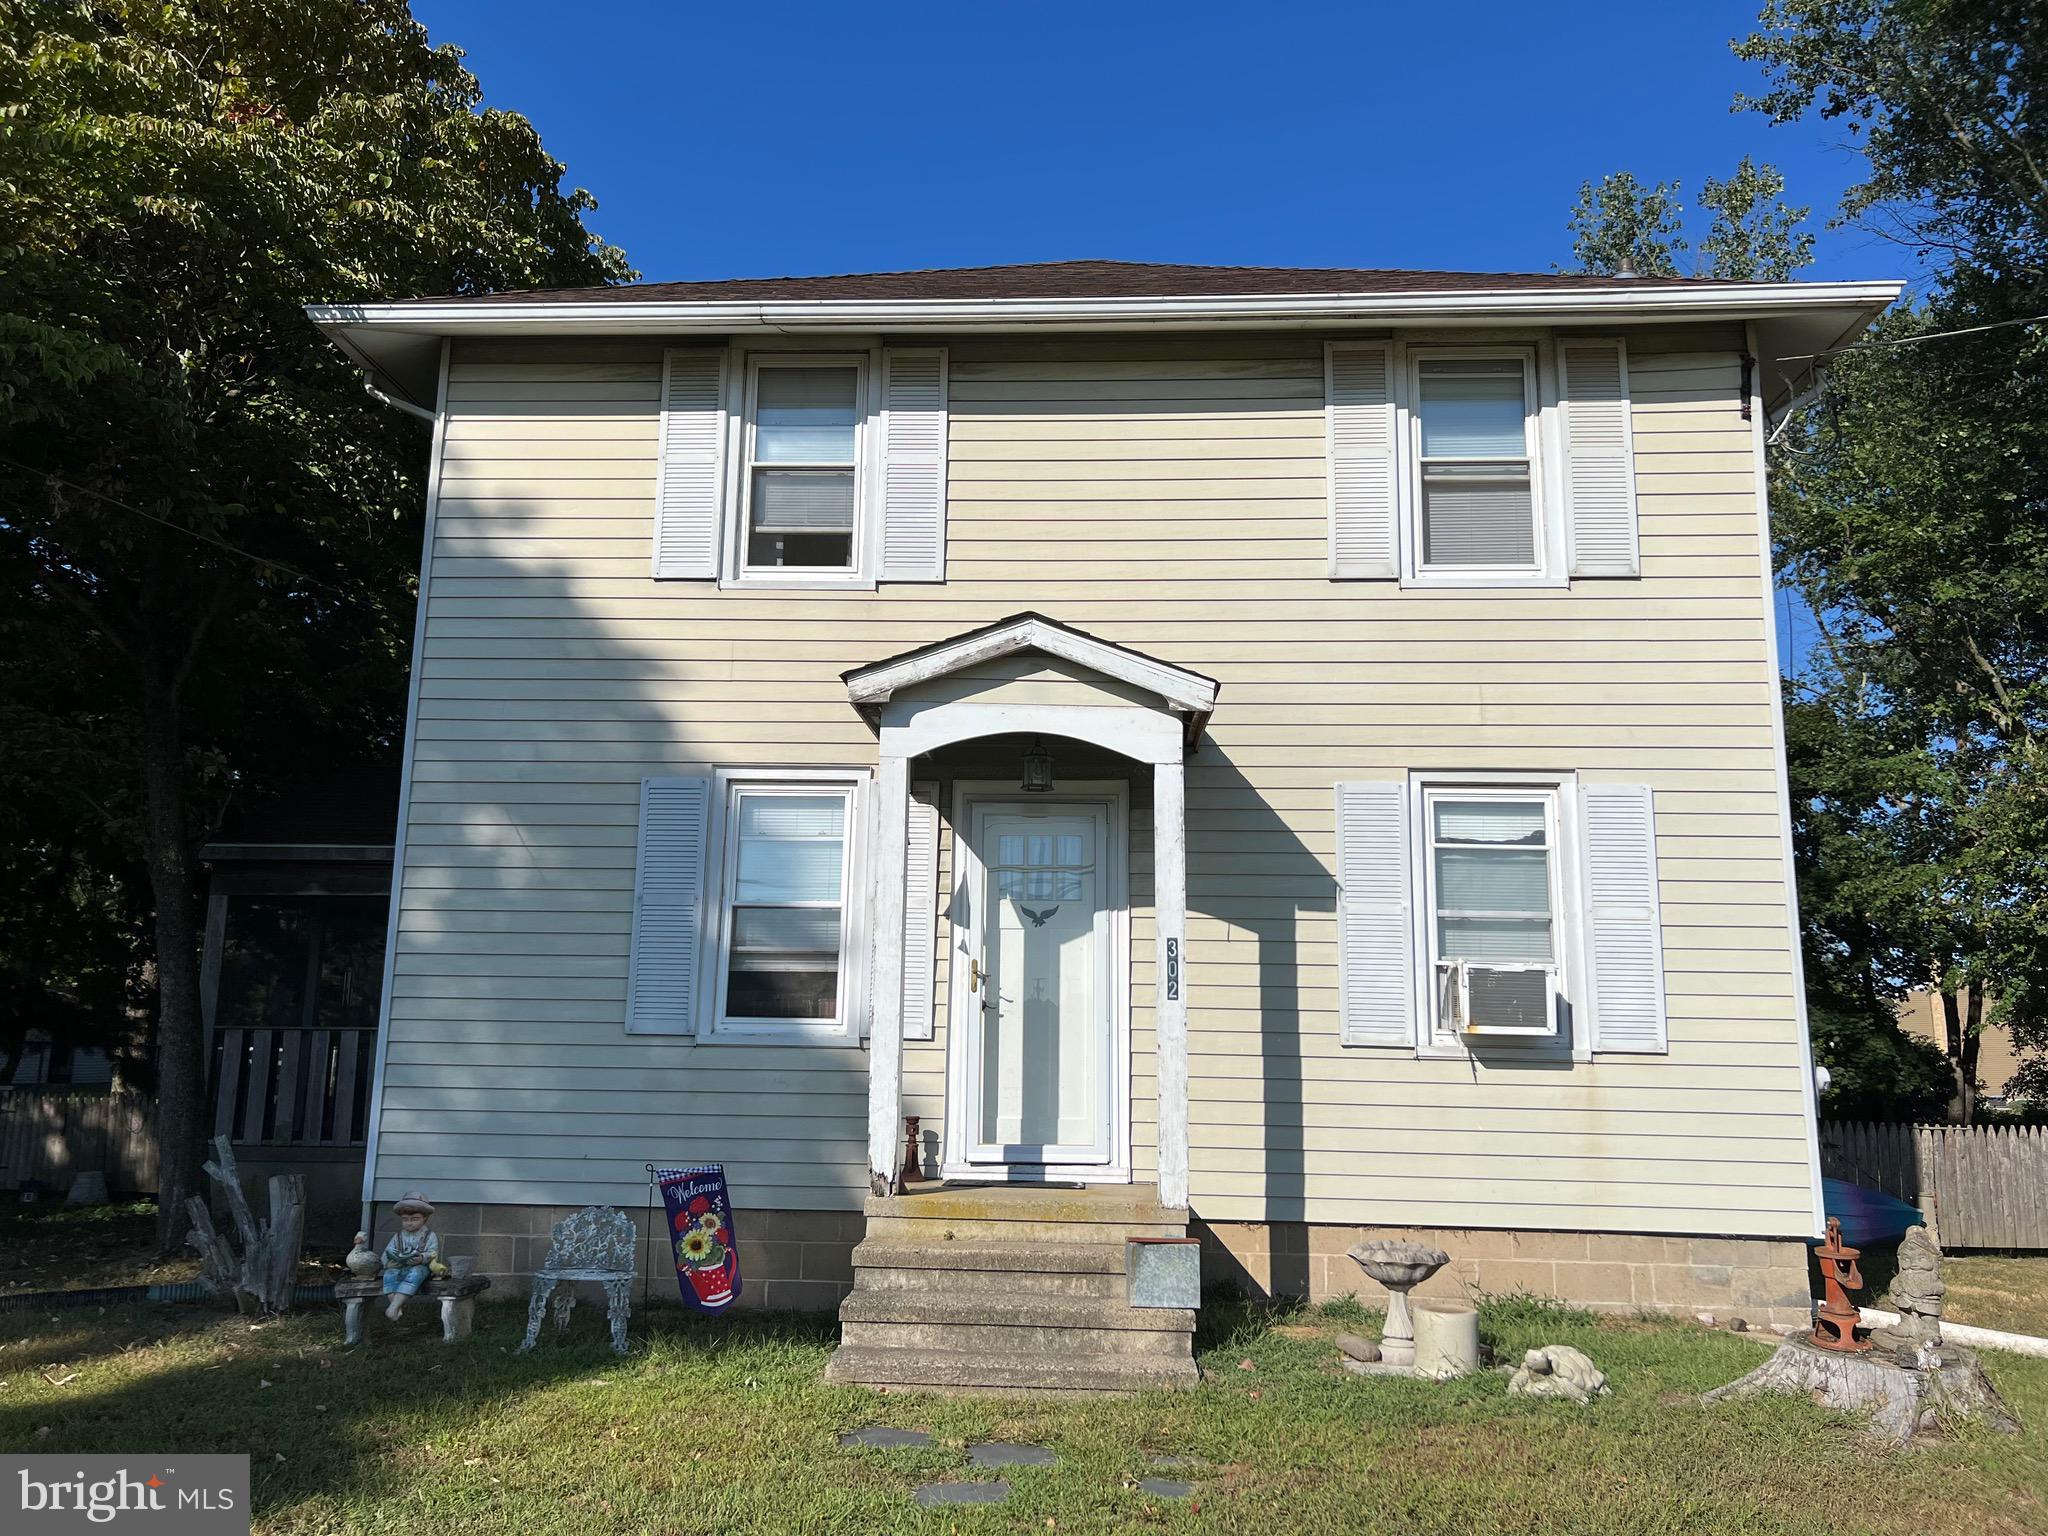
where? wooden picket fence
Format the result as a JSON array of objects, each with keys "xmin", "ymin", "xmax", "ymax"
[
  {"xmin": 0, "ymin": 1090, "xmax": 157, "ymax": 1196},
  {"xmin": 1820, "ymin": 1121, "xmax": 2048, "ymax": 1250}
]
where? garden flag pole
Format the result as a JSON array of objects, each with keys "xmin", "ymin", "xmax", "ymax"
[{"xmin": 655, "ymin": 1165, "xmax": 742, "ymax": 1312}]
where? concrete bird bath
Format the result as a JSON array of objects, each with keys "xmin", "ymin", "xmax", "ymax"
[{"xmin": 1347, "ymin": 1240, "xmax": 1450, "ymax": 1369}]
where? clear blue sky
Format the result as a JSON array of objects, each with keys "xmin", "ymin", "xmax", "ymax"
[{"xmin": 413, "ymin": 0, "xmax": 1910, "ymax": 289}]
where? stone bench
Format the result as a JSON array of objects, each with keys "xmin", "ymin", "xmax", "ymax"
[{"xmin": 337, "ymin": 1274, "xmax": 491, "ymax": 1345}]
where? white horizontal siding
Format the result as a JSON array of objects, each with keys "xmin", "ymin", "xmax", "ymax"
[{"xmin": 370, "ymin": 325, "xmax": 1812, "ymax": 1237}]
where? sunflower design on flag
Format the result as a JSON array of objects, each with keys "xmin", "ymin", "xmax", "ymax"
[{"xmin": 677, "ymin": 1225, "xmax": 726, "ymax": 1269}]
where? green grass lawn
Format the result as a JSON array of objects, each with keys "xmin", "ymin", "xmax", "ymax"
[
  {"xmin": 2, "ymin": 1292, "xmax": 2044, "ymax": 1535},
  {"xmin": 1944, "ymin": 1256, "xmax": 2048, "ymax": 1338}
]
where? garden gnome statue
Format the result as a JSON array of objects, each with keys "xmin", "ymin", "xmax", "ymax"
[
  {"xmin": 345, "ymin": 1232, "xmax": 380, "ymax": 1280},
  {"xmin": 1884, "ymin": 1221, "xmax": 1947, "ymax": 1357},
  {"xmin": 381, "ymin": 1192, "xmax": 442, "ymax": 1320}
]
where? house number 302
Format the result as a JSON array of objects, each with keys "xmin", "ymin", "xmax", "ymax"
[{"xmin": 1165, "ymin": 938, "xmax": 1180, "ymax": 1002}]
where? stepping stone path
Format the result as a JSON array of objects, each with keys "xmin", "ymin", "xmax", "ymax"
[
  {"xmin": 844, "ymin": 1428, "xmax": 1195, "ymax": 1507},
  {"xmin": 969, "ymin": 1442, "xmax": 1056, "ymax": 1468},
  {"xmin": 914, "ymin": 1481, "xmax": 1010, "ymax": 1507},
  {"xmin": 837, "ymin": 1427, "xmax": 934, "ymax": 1449}
]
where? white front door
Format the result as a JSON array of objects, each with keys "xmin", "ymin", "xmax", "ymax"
[{"xmin": 954, "ymin": 798, "xmax": 1119, "ymax": 1171}]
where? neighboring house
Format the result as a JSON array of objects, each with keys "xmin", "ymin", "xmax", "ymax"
[
  {"xmin": 199, "ymin": 769, "xmax": 397, "ymax": 1229},
  {"xmin": 1896, "ymin": 989, "xmax": 2030, "ymax": 1105},
  {"xmin": 314, "ymin": 261, "xmax": 1897, "ymax": 1389},
  {"xmin": 0, "ymin": 1034, "xmax": 114, "ymax": 1091}
]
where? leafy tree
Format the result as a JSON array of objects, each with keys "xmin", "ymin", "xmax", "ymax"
[
  {"xmin": 1699, "ymin": 155, "xmax": 1815, "ymax": 281},
  {"xmin": 1566, "ymin": 159, "xmax": 1813, "ymax": 281},
  {"xmin": 1564, "ymin": 171, "xmax": 1688, "ymax": 276},
  {"xmin": 0, "ymin": 0, "xmax": 630, "ymax": 1249},
  {"xmin": 1741, "ymin": 0, "xmax": 2048, "ymax": 1113},
  {"xmin": 1737, "ymin": 0, "xmax": 2044, "ymax": 292}
]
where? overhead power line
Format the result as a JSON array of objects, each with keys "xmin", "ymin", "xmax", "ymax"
[
  {"xmin": 0, "ymin": 455, "xmax": 340, "ymax": 594},
  {"xmin": 1778, "ymin": 310, "xmax": 2048, "ymax": 364}
]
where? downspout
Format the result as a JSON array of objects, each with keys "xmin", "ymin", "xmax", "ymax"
[{"xmin": 361, "ymin": 370, "xmax": 437, "ymax": 424}]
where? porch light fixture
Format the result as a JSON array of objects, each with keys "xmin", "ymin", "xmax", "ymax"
[{"xmin": 1020, "ymin": 736, "xmax": 1055, "ymax": 794}]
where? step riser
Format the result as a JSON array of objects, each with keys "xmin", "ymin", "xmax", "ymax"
[
  {"xmin": 853, "ymin": 1267, "xmax": 1127, "ymax": 1299},
  {"xmin": 841, "ymin": 1319, "xmax": 1193, "ymax": 1357},
  {"xmin": 865, "ymin": 1185, "xmax": 1181, "ymax": 1227},
  {"xmin": 863, "ymin": 1217, "xmax": 1186, "ymax": 1244}
]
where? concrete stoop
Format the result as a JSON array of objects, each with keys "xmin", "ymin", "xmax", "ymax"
[{"xmin": 824, "ymin": 1183, "xmax": 1199, "ymax": 1394}]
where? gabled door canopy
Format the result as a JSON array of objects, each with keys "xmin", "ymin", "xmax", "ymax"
[{"xmin": 842, "ymin": 612, "xmax": 1219, "ymax": 750}]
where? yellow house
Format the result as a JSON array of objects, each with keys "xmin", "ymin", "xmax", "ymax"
[{"xmin": 314, "ymin": 261, "xmax": 1897, "ymax": 1390}]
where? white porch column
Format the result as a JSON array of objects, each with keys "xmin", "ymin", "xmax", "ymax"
[
  {"xmin": 866, "ymin": 749, "xmax": 910, "ymax": 1196},
  {"xmin": 1153, "ymin": 756, "xmax": 1190, "ymax": 1210}
]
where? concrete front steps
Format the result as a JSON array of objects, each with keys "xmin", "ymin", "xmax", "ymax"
[{"xmin": 823, "ymin": 1182, "xmax": 1198, "ymax": 1395}]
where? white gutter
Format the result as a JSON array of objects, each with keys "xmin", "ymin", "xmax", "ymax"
[{"xmin": 307, "ymin": 280, "xmax": 1904, "ymax": 335}]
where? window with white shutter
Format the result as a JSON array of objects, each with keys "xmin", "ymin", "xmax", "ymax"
[
  {"xmin": 739, "ymin": 356, "xmax": 867, "ymax": 577},
  {"xmin": 1407, "ymin": 347, "xmax": 1545, "ymax": 577},
  {"xmin": 1335, "ymin": 782, "xmax": 1414, "ymax": 1046},
  {"xmin": 1562, "ymin": 340, "xmax": 1640, "ymax": 578},
  {"xmin": 1421, "ymin": 787, "xmax": 1565, "ymax": 1039},
  {"xmin": 1580, "ymin": 782, "xmax": 1668, "ymax": 1052},
  {"xmin": 626, "ymin": 775, "xmax": 713, "ymax": 1033},
  {"xmin": 710, "ymin": 777, "xmax": 861, "ymax": 1041}
]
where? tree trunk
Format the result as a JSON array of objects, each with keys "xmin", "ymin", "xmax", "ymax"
[
  {"xmin": 1702, "ymin": 1334, "xmax": 2018, "ymax": 1446},
  {"xmin": 139, "ymin": 672, "xmax": 207, "ymax": 1257},
  {"xmin": 1962, "ymin": 984, "xmax": 1984, "ymax": 1120},
  {"xmin": 1940, "ymin": 988, "xmax": 1978, "ymax": 1124},
  {"xmin": 186, "ymin": 1136, "xmax": 307, "ymax": 1314}
]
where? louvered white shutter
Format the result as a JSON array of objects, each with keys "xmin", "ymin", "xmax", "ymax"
[
  {"xmin": 626, "ymin": 775, "xmax": 712, "ymax": 1034},
  {"xmin": 878, "ymin": 348, "xmax": 948, "ymax": 582},
  {"xmin": 1336, "ymin": 782, "xmax": 1414, "ymax": 1046},
  {"xmin": 1581, "ymin": 783, "xmax": 1668, "ymax": 1052},
  {"xmin": 902, "ymin": 783, "xmax": 941, "ymax": 1041},
  {"xmin": 1562, "ymin": 340, "xmax": 1640, "ymax": 578},
  {"xmin": 653, "ymin": 350, "xmax": 726, "ymax": 579},
  {"xmin": 1327, "ymin": 343, "xmax": 1400, "ymax": 578}
]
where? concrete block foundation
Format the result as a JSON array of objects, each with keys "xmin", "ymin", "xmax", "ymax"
[
  {"xmin": 401, "ymin": 1203, "xmax": 1815, "ymax": 1327},
  {"xmin": 1196, "ymin": 1220, "xmax": 1815, "ymax": 1327}
]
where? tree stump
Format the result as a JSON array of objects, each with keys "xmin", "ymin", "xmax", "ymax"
[
  {"xmin": 1702, "ymin": 1332, "xmax": 2019, "ymax": 1446},
  {"xmin": 183, "ymin": 1134, "xmax": 306, "ymax": 1315}
]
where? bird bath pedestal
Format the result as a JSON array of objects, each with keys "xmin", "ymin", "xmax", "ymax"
[{"xmin": 1347, "ymin": 1240, "xmax": 1450, "ymax": 1370}]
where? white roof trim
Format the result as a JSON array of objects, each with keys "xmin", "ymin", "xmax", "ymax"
[
  {"xmin": 309, "ymin": 280, "xmax": 1903, "ymax": 338},
  {"xmin": 845, "ymin": 615, "xmax": 1219, "ymax": 719}
]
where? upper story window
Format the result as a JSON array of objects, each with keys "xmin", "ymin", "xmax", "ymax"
[
  {"xmin": 741, "ymin": 357, "xmax": 867, "ymax": 576},
  {"xmin": 1412, "ymin": 351, "xmax": 1541, "ymax": 575}
]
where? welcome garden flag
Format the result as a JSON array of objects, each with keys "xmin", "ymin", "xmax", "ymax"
[{"xmin": 656, "ymin": 1165, "xmax": 742, "ymax": 1312}]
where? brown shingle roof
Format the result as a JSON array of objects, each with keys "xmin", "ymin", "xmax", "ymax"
[{"xmin": 433, "ymin": 259, "xmax": 1738, "ymax": 306}]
